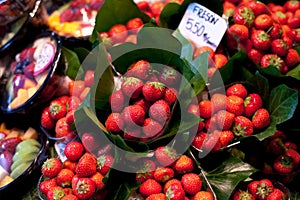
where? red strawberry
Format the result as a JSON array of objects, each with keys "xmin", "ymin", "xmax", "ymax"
[
  {"xmin": 254, "ymin": 14, "xmax": 273, "ymax": 30},
  {"xmin": 215, "ymin": 110, "xmax": 235, "ymax": 130},
  {"xmin": 122, "ymin": 105, "xmax": 146, "ymax": 126},
  {"xmin": 66, "ymin": 110, "xmax": 75, "ymax": 125},
  {"xmin": 90, "ymin": 172, "xmax": 105, "ymax": 190},
  {"xmin": 63, "ymin": 160, "xmax": 77, "ymax": 173},
  {"xmin": 266, "ymin": 138, "xmax": 286, "ymax": 156},
  {"xmin": 233, "ymin": 5, "xmax": 255, "ymax": 28},
  {"xmin": 247, "ymin": 180, "xmax": 259, "ymax": 198},
  {"xmin": 105, "ymin": 113, "xmax": 124, "ymax": 134},
  {"xmin": 127, "ymin": 60, "xmax": 152, "ymax": 80},
  {"xmin": 143, "ymin": 118, "xmax": 163, "ymax": 138},
  {"xmin": 164, "ymin": 179, "xmax": 182, "ymax": 193},
  {"xmin": 42, "ymin": 158, "xmax": 63, "ymax": 178},
  {"xmin": 256, "ymin": 179, "xmax": 274, "ymax": 199},
  {"xmin": 205, "ymin": 116, "xmax": 218, "ymax": 133},
  {"xmin": 154, "ymin": 167, "xmax": 174, "ymax": 183},
  {"xmin": 121, "ymin": 77, "xmax": 144, "ymax": 99},
  {"xmin": 142, "ymin": 81, "xmax": 166, "ymax": 102},
  {"xmin": 126, "ymin": 17, "xmax": 144, "ymax": 34},
  {"xmin": 192, "ymin": 132, "xmax": 207, "ymax": 150},
  {"xmin": 73, "ymin": 178, "xmax": 96, "ymax": 200},
  {"xmin": 49, "ymin": 99, "xmax": 67, "ymax": 120},
  {"xmin": 165, "ymin": 180, "xmax": 185, "ymax": 200},
  {"xmin": 146, "ymin": 193, "xmax": 166, "ymax": 200},
  {"xmin": 251, "ymin": 30, "xmax": 271, "ymax": 51},
  {"xmin": 108, "ymin": 24, "xmax": 128, "ymax": 44},
  {"xmin": 132, "ymin": 98, "xmax": 151, "ymax": 112},
  {"xmin": 136, "ymin": 160, "xmax": 156, "ymax": 183},
  {"xmin": 284, "ymin": 141, "xmax": 298, "ymax": 151},
  {"xmin": 61, "ymin": 194, "xmax": 78, "ymax": 200},
  {"xmin": 202, "ymin": 130, "xmax": 221, "ymax": 152},
  {"xmin": 56, "ymin": 168, "xmax": 74, "ymax": 187},
  {"xmin": 41, "ymin": 107, "xmax": 55, "ymax": 129},
  {"xmin": 109, "ymin": 90, "xmax": 125, "ymax": 112},
  {"xmin": 273, "ymin": 155, "xmax": 295, "ymax": 174},
  {"xmin": 226, "ymin": 84, "xmax": 248, "ymax": 99},
  {"xmin": 226, "ymin": 95, "xmax": 245, "ymax": 116},
  {"xmin": 64, "ymin": 141, "xmax": 85, "ymax": 162},
  {"xmin": 70, "ymin": 80, "xmax": 85, "ymax": 98},
  {"xmin": 285, "ymin": 48, "xmax": 300, "ymax": 68},
  {"xmin": 270, "ymin": 23, "xmax": 283, "ymax": 40},
  {"xmin": 244, "ymin": 93, "xmax": 263, "ymax": 118},
  {"xmin": 81, "ymin": 132, "xmax": 101, "ymax": 153},
  {"xmin": 139, "ymin": 179, "xmax": 162, "ymax": 197},
  {"xmin": 271, "ymin": 39, "xmax": 289, "ymax": 57},
  {"xmin": 288, "ymin": 28, "xmax": 300, "ymax": 43},
  {"xmin": 155, "ymin": 146, "xmax": 178, "ymax": 167},
  {"xmin": 219, "ymin": 130, "xmax": 234, "ymax": 147},
  {"xmin": 246, "ymin": 1, "xmax": 268, "ymax": 16},
  {"xmin": 260, "ymin": 54, "xmax": 287, "ymax": 73},
  {"xmin": 248, "ymin": 48, "xmax": 264, "ymax": 65},
  {"xmin": 213, "ymin": 53, "xmax": 228, "ymax": 68},
  {"xmin": 76, "ymin": 153, "xmax": 97, "ymax": 177},
  {"xmin": 211, "ymin": 93, "xmax": 227, "ymax": 113},
  {"xmin": 284, "ymin": 0, "xmax": 300, "ymax": 12},
  {"xmin": 68, "ymin": 96, "xmax": 81, "ymax": 111},
  {"xmin": 47, "ymin": 186, "xmax": 66, "ymax": 200},
  {"xmin": 285, "ymin": 149, "xmax": 300, "ymax": 167},
  {"xmin": 97, "ymin": 154, "xmax": 114, "ymax": 175},
  {"xmin": 233, "ymin": 116, "xmax": 253, "ymax": 136},
  {"xmin": 193, "ymin": 191, "xmax": 214, "ymax": 200},
  {"xmin": 124, "ymin": 128, "xmax": 141, "ymax": 141},
  {"xmin": 233, "ymin": 190, "xmax": 255, "ymax": 200},
  {"xmin": 164, "ymin": 88, "xmax": 178, "ymax": 106},
  {"xmin": 39, "ymin": 178, "xmax": 57, "ymax": 195},
  {"xmin": 266, "ymin": 188, "xmax": 286, "ymax": 200},
  {"xmin": 199, "ymin": 100, "xmax": 212, "ymax": 119},
  {"xmin": 149, "ymin": 100, "xmax": 171, "ymax": 124},
  {"xmin": 252, "ymin": 108, "xmax": 270, "ymax": 129},
  {"xmin": 228, "ymin": 24, "xmax": 249, "ymax": 41},
  {"xmin": 84, "ymin": 70, "xmax": 94, "ymax": 87},
  {"xmin": 55, "ymin": 117, "xmax": 73, "ymax": 139},
  {"xmin": 181, "ymin": 173, "xmax": 202, "ymax": 195},
  {"xmin": 287, "ymin": 17, "xmax": 300, "ymax": 29},
  {"xmin": 174, "ymin": 155, "xmax": 194, "ymax": 174}
]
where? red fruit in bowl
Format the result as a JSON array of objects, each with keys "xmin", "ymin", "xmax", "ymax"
[
  {"xmin": 121, "ymin": 77, "xmax": 144, "ymax": 99},
  {"xmin": 271, "ymin": 39, "xmax": 289, "ymax": 57},
  {"xmin": 267, "ymin": 188, "xmax": 286, "ymax": 200},
  {"xmin": 154, "ymin": 167, "xmax": 174, "ymax": 183},
  {"xmin": 76, "ymin": 153, "xmax": 97, "ymax": 177},
  {"xmin": 68, "ymin": 96, "xmax": 81, "ymax": 111},
  {"xmin": 164, "ymin": 88, "xmax": 178, "ymax": 106},
  {"xmin": 137, "ymin": 1, "xmax": 150, "ymax": 11},
  {"xmin": 226, "ymin": 95, "xmax": 245, "ymax": 116},
  {"xmin": 213, "ymin": 53, "xmax": 228, "ymax": 69},
  {"xmin": 233, "ymin": 116, "xmax": 253, "ymax": 136},
  {"xmin": 211, "ymin": 93, "xmax": 226, "ymax": 113},
  {"xmin": 124, "ymin": 128, "xmax": 141, "ymax": 141},
  {"xmin": 252, "ymin": 108, "xmax": 270, "ymax": 129},
  {"xmin": 139, "ymin": 179, "xmax": 162, "ymax": 197},
  {"xmin": 226, "ymin": 83, "xmax": 248, "ymax": 99},
  {"xmin": 105, "ymin": 113, "xmax": 124, "ymax": 134},
  {"xmin": 192, "ymin": 132, "xmax": 207, "ymax": 150},
  {"xmin": 251, "ymin": 30, "xmax": 271, "ymax": 51},
  {"xmin": 248, "ymin": 48, "xmax": 264, "ymax": 65},
  {"xmin": 126, "ymin": 60, "xmax": 153, "ymax": 80},
  {"xmin": 272, "ymin": 11, "xmax": 287, "ymax": 25},
  {"xmin": 261, "ymin": 54, "xmax": 286, "ymax": 72},
  {"xmin": 64, "ymin": 141, "xmax": 85, "ymax": 162},
  {"xmin": 174, "ymin": 155, "xmax": 194, "ymax": 174},
  {"xmin": 42, "ymin": 158, "xmax": 62, "ymax": 178},
  {"xmin": 233, "ymin": 190, "xmax": 255, "ymax": 200},
  {"xmin": 228, "ymin": 24, "xmax": 249, "ymax": 42},
  {"xmin": 39, "ymin": 178, "xmax": 57, "ymax": 195},
  {"xmin": 233, "ymin": 5, "xmax": 255, "ymax": 28},
  {"xmin": 246, "ymin": 1, "xmax": 268, "ymax": 17},
  {"xmin": 273, "ymin": 155, "xmax": 295, "ymax": 174},
  {"xmin": 84, "ymin": 70, "xmax": 94, "ymax": 87},
  {"xmin": 158, "ymin": 66, "xmax": 181, "ymax": 87},
  {"xmin": 132, "ymin": 98, "xmax": 151, "ymax": 113},
  {"xmin": 81, "ymin": 132, "xmax": 101, "ymax": 153},
  {"xmin": 284, "ymin": 0, "xmax": 300, "ymax": 12},
  {"xmin": 254, "ymin": 14, "xmax": 273, "ymax": 30},
  {"xmin": 142, "ymin": 81, "xmax": 166, "ymax": 102},
  {"xmin": 155, "ymin": 146, "xmax": 178, "ymax": 167},
  {"xmin": 219, "ymin": 130, "xmax": 234, "ymax": 147},
  {"xmin": 56, "ymin": 168, "xmax": 74, "ymax": 188},
  {"xmin": 55, "ymin": 117, "xmax": 71, "ymax": 138},
  {"xmin": 108, "ymin": 24, "xmax": 128, "ymax": 44},
  {"xmin": 149, "ymin": 99, "xmax": 171, "ymax": 124},
  {"xmin": 73, "ymin": 178, "xmax": 96, "ymax": 200},
  {"xmin": 165, "ymin": 181, "xmax": 185, "ymax": 200},
  {"xmin": 97, "ymin": 154, "xmax": 114, "ymax": 175},
  {"xmin": 126, "ymin": 17, "xmax": 144, "ymax": 34},
  {"xmin": 215, "ymin": 110, "xmax": 235, "ymax": 131},
  {"xmin": 287, "ymin": 17, "xmax": 300, "ymax": 29},
  {"xmin": 122, "ymin": 105, "xmax": 145, "ymax": 126},
  {"xmin": 66, "ymin": 110, "xmax": 75, "ymax": 125},
  {"xmin": 244, "ymin": 93, "xmax": 263, "ymax": 118},
  {"xmin": 49, "ymin": 99, "xmax": 67, "ymax": 120},
  {"xmin": 109, "ymin": 90, "xmax": 125, "ymax": 112},
  {"xmin": 150, "ymin": 2, "xmax": 164, "ymax": 17},
  {"xmin": 285, "ymin": 48, "xmax": 300, "ymax": 68},
  {"xmin": 143, "ymin": 118, "xmax": 163, "ymax": 138},
  {"xmin": 181, "ymin": 173, "xmax": 202, "ymax": 195},
  {"xmin": 47, "ymin": 186, "xmax": 66, "ymax": 200}
]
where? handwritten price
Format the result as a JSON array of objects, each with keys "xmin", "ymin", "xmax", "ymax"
[{"xmin": 185, "ymin": 18, "xmax": 205, "ymax": 37}]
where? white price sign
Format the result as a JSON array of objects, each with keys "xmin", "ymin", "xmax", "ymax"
[{"xmin": 178, "ymin": 3, "xmax": 228, "ymax": 51}]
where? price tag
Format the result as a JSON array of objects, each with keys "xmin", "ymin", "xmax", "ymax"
[{"xmin": 178, "ymin": 3, "xmax": 228, "ymax": 51}]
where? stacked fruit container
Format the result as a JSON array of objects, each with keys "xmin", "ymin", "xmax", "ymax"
[{"xmin": 0, "ymin": 0, "xmax": 300, "ymax": 199}]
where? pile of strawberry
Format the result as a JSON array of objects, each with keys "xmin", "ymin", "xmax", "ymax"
[
  {"xmin": 105, "ymin": 60, "xmax": 180, "ymax": 142},
  {"xmin": 40, "ymin": 70, "xmax": 94, "ymax": 140},
  {"xmin": 39, "ymin": 140, "xmax": 114, "ymax": 200},
  {"xmin": 191, "ymin": 83, "xmax": 270, "ymax": 152},
  {"xmin": 232, "ymin": 178, "xmax": 287, "ymax": 200},
  {"xmin": 135, "ymin": 146, "xmax": 214, "ymax": 200},
  {"xmin": 225, "ymin": 0, "xmax": 300, "ymax": 74}
]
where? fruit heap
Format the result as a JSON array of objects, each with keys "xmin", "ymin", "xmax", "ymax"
[
  {"xmin": 7, "ymin": 37, "xmax": 57, "ymax": 109},
  {"xmin": 191, "ymin": 83, "xmax": 270, "ymax": 152},
  {"xmin": 0, "ymin": 124, "xmax": 40, "ymax": 187},
  {"xmin": 40, "ymin": 70, "xmax": 94, "ymax": 140},
  {"xmin": 232, "ymin": 179, "xmax": 287, "ymax": 200},
  {"xmin": 225, "ymin": 0, "xmax": 300, "ymax": 73},
  {"xmin": 47, "ymin": 0, "xmax": 105, "ymax": 37},
  {"xmin": 39, "ymin": 141, "xmax": 114, "ymax": 200},
  {"xmin": 98, "ymin": 17, "xmax": 145, "ymax": 46},
  {"xmin": 105, "ymin": 60, "xmax": 180, "ymax": 142}
]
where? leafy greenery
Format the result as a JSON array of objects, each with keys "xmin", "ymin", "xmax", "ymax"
[{"xmin": 62, "ymin": 47, "xmax": 84, "ymax": 79}]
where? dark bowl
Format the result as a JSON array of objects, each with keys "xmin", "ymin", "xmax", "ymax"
[{"xmin": 0, "ymin": 31, "xmax": 66, "ymax": 114}]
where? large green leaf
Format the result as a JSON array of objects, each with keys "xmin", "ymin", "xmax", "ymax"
[
  {"xmin": 206, "ymin": 157, "xmax": 258, "ymax": 200},
  {"xmin": 62, "ymin": 46, "xmax": 84, "ymax": 79},
  {"xmin": 172, "ymin": 29, "xmax": 194, "ymax": 61},
  {"xmin": 286, "ymin": 64, "xmax": 300, "ymax": 80},
  {"xmin": 90, "ymin": 0, "xmax": 150, "ymax": 43},
  {"xmin": 245, "ymin": 72, "xmax": 270, "ymax": 103},
  {"xmin": 159, "ymin": 2, "xmax": 182, "ymax": 29}
]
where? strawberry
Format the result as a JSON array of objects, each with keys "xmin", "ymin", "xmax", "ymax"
[
  {"xmin": 55, "ymin": 117, "xmax": 72, "ymax": 138},
  {"xmin": 199, "ymin": 100, "xmax": 212, "ymax": 119},
  {"xmin": 181, "ymin": 173, "xmax": 202, "ymax": 195},
  {"xmin": 109, "ymin": 90, "xmax": 125, "ymax": 112},
  {"xmin": 164, "ymin": 88, "xmax": 178, "ymax": 106},
  {"xmin": 174, "ymin": 155, "xmax": 194, "ymax": 174},
  {"xmin": 192, "ymin": 132, "xmax": 207, "ymax": 150},
  {"xmin": 271, "ymin": 39, "xmax": 289, "ymax": 57},
  {"xmin": 219, "ymin": 130, "xmax": 234, "ymax": 147},
  {"xmin": 97, "ymin": 154, "xmax": 114, "ymax": 175},
  {"xmin": 266, "ymin": 188, "xmax": 286, "ymax": 200},
  {"xmin": 285, "ymin": 149, "xmax": 300, "ymax": 167},
  {"xmin": 252, "ymin": 108, "xmax": 270, "ymax": 129},
  {"xmin": 70, "ymin": 80, "xmax": 85, "ymax": 98},
  {"xmin": 149, "ymin": 100, "xmax": 171, "ymax": 124},
  {"xmin": 139, "ymin": 179, "xmax": 162, "ymax": 197},
  {"xmin": 136, "ymin": 160, "xmax": 156, "ymax": 183},
  {"xmin": 246, "ymin": 1, "xmax": 268, "ymax": 17},
  {"xmin": 288, "ymin": 28, "xmax": 300, "ymax": 43},
  {"xmin": 56, "ymin": 168, "xmax": 74, "ymax": 187},
  {"xmin": 66, "ymin": 110, "xmax": 75, "ymax": 125},
  {"xmin": 154, "ymin": 167, "xmax": 174, "ymax": 183},
  {"xmin": 251, "ymin": 30, "xmax": 271, "ymax": 51},
  {"xmin": 150, "ymin": 2, "xmax": 164, "ymax": 17},
  {"xmin": 233, "ymin": 116, "xmax": 253, "ymax": 136},
  {"xmin": 274, "ymin": 154, "xmax": 296, "ymax": 174},
  {"xmin": 49, "ymin": 99, "xmax": 67, "ymax": 120},
  {"xmin": 124, "ymin": 127, "xmax": 141, "ymax": 141},
  {"xmin": 193, "ymin": 191, "xmax": 214, "ymax": 200},
  {"xmin": 247, "ymin": 180, "xmax": 259, "ymax": 198},
  {"xmin": 266, "ymin": 138, "xmax": 285, "ymax": 156},
  {"xmin": 248, "ymin": 48, "xmax": 264, "ymax": 65},
  {"xmin": 146, "ymin": 193, "xmax": 166, "ymax": 200},
  {"xmin": 126, "ymin": 18, "xmax": 144, "ymax": 34},
  {"xmin": 223, "ymin": 1, "xmax": 236, "ymax": 17},
  {"xmin": 143, "ymin": 118, "xmax": 163, "ymax": 139},
  {"xmin": 122, "ymin": 105, "xmax": 145, "ymax": 126},
  {"xmin": 211, "ymin": 93, "xmax": 226, "ymax": 113},
  {"xmin": 244, "ymin": 93, "xmax": 263, "ymax": 118},
  {"xmin": 64, "ymin": 141, "xmax": 85, "ymax": 162},
  {"xmin": 256, "ymin": 179, "xmax": 274, "ymax": 199},
  {"xmin": 42, "ymin": 158, "xmax": 63, "ymax": 178},
  {"xmin": 68, "ymin": 96, "xmax": 81, "ymax": 111},
  {"xmin": 155, "ymin": 146, "xmax": 178, "ymax": 167},
  {"xmin": 73, "ymin": 178, "xmax": 96, "ymax": 200},
  {"xmin": 284, "ymin": 0, "xmax": 300, "ymax": 12},
  {"xmin": 205, "ymin": 116, "xmax": 218, "ymax": 132},
  {"xmin": 83, "ymin": 70, "xmax": 94, "ymax": 87},
  {"xmin": 261, "ymin": 54, "xmax": 287, "ymax": 73},
  {"xmin": 215, "ymin": 110, "xmax": 235, "ymax": 130},
  {"xmin": 142, "ymin": 81, "xmax": 166, "ymax": 102},
  {"xmin": 164, "ymin": 179, "xmax": 182, "ymax": 193},
  {"xmin": 108, "ymin": 24, "xmax": 128, "ymax": 44},
  {"xmin": 254, "ymin": 14, "xmax": 273, "ymax": 30},
  {"xmin": 165, "ymin": 181, "xmax": 185, "ymax": 200},
  {"xmin": 90, "ymin": 172, "xmax": 105, "ymax": 190},
  {"xmin": 81, "ymin": 132, "xmax": 101, "ymax": 153},
  {"xmin": 226, "ymin": 83, "xmax": 248, "ymax": 99},
  {"xmin": 284, "ymin": 141, "xmax": 298, "ymax": 151},
  {"xmin": 287, "ymin": 17, "xmax": 300, "ymax": 29},
  {"xmin": 39, "ymin": 178, "xmax": 57, "ymax": 195},
  {"xmin": 47, "ymin": 186, "xmax": 66, "ymax": 200},
  {"xmin": 158, "ymin": 66, "xmax": 180, "ymax": 86},
  {"xmin": 226, "ymin": 95, "xmax": 245, "ymax": 116},
  {"xmin": 213, "ymin": 53, "xmax": 228, "ymax": 68},
  {"xmin": 76, "ymin": 153, "xmax": 97, "ymax": 177},
  {"xmin": 269, "ymin": 23, "xmax": 283, "ymax": 40},
  {"xmin": 121, "ymin": 77, "xmax": 144, "ymax": 99},
  {"xmin": 233, "ymin": 190, "xmax": 255, "ymax": 200},
  {"xmin": 61, "ymin": 194, "xmax": 78, "ymax": 200},
  {"xmin": 132, "ymin": 98, "xmax": 151, "ymax": 112},
  {"xmin": 63, "ymin": 160, "xmax": 77, "ymax": 173},
  {"xmin": 41, "ymin": 107, "xmax": 55, "ymax": 129},
  {"xmin": 202, "ymin": 130, "xmax": 221, "ymax": 152},
  {"xmin": 285, "ymin": 48, "xmax": 300, "ymax": 68},
  {"xmin": 233, "ymin": 5, "xmax": 255, "ymax": 28},
  {"xmin": 105, "ymin": 113, "xmax": 124, "ymax": 134},
  {"xmin": 127, "ymin": 60, "xmax": 152, "ymax": 80}
]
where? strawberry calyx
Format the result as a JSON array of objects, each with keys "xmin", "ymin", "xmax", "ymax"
[
  {"xmin": 123, "ymin": 77, "xmax": 142, "ymax": 85},
  {"xmin": 258, "ymin": 31, "xmax": 270, "ymax": 42},
  {"xmin": 50, "ymin": 102, "xmax": 63, "ymax": 115},
  {"xmin": 164, "ymin": 147, "xmax": 178, "ymax": 160},
  {"xmin": 256, "ymin": 182, "xmax": 273, "ymax": 199},
  {"xmin": 275, "ymin": 11, "xmax": 286, "ymax": 19},
  {"xmin": 267, "ymin": 55, "xmax": 283, "ymax": 69},
  {"xmin": 76, "ymin": 180, "xmax": 91, "ymax": 194},
  {"xmin": 149, "ymin": 81, "xmax": 165, "ymax": 91},
  {"xmin": 233, "ymin": 123, "xmax": 248, "ymax": 137},
  {"xmin": 97, "ymin": 155, "xmax": 106, "ymax": 168},
  {"xmin": 237, "ymin": 190, "xmax": 253, "ymax": 200},
  {"xmin": 166, "ymin": 185, "xmax": 175, "ymax": 199},
  {"xmin": 244, "ymin": 96, "xmax": 251, "ymax": 107},
  {"xmin": 279, "ymin": 155, "xmax": 294, "ymax": 168},
  {"xmin": 43, "ymin": 159, "xmax": 56, "ymax": 170},
  {"xmin": 241, "ymin": 7, "xmax": 255, "ymax": 26},
  {"xmin": 53, "ymin": 188, "xmax": 66, "ymax": 199}
]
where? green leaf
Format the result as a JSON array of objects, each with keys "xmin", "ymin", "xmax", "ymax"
[
  {"xmin": 206, "ymin": 157, "xmax": 258, "ymax": 200},
  {"xmin": 90, "ymin": 0, "xmax": 150, "ymax": 43},
  {"xmin": 253, "ymin": 120, "xmax": 277, "ymax": 141},
  {"xmin": 110, "ymin": 181, "xmax": 141, "ymax": 200},
  {"xmin": 259, "ymin": 65, "xmax": 286, "ymax": 78},
  {"xmin": 62, "ymin": 46, "xmax": 84, "ymax": 79},
  {"xmin": 159, "ymin": 2, "xmax": 181, "ymax": 28},
  {"xmin": 267, "ymin": 84, "xmax": 298, "ymax": 124},
  {"xmin": 173, "ymin": 29, "xmax": 194, "ymax": 61},
  {"xmin": 286, "ymin": 64, "xmax": 300, "ymax": 80},
  {"xmin": 245, "ymin": 72, "xmax": 270, "ymax": 102}
]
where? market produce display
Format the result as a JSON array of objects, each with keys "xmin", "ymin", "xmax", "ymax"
[{"xmin": 0, "ymin": 0, "xmax": 300, "ymax": 199}]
